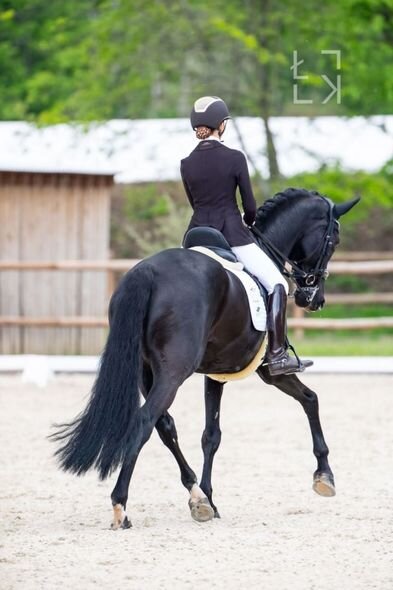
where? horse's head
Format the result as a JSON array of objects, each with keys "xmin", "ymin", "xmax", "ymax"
[
  {"xmin": 253, "ymin": 189, "xmax": 360, "ymax": 312},
  {"xmin": 290, "ymin": 196, "xmax": 360, "ymax": 311}
]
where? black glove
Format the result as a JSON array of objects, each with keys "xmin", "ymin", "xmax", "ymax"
[{"xmin": 243, "ymin": 213, "xmax": 255, "ymax": 227}]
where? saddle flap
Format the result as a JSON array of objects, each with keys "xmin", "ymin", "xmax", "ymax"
[{"xmin": 189, "ymin": 247, "xmax": 266, "ymax": 332}]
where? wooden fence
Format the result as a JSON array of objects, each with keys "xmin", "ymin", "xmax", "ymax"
[{"xmin": 0, "ymin": 254, "xmax": 392, "ymax": 350}]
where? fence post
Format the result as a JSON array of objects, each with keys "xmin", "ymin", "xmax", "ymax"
[
  {"xmin": 292, "ymin": 304, "xmax": 305, "ymax": 340},
  {"xmin": 107, "ymin": 268, "xmax": 115, "ymax": 300}
]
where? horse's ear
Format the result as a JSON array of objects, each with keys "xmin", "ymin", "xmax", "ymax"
[{"xmin": 333, "ymin": 196, "xmax": 360, "ymax": 219}]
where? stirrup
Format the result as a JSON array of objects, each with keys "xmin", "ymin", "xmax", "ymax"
[
  {"xmin": 267, "ymin": 356, "xmax": 302, "ymax": 376},
  {"xmin": 286, "ymin": 339, "xmax": 313, "ymax": 370},
  {"xmin": 266, "ymin": 339, "xmax": 313, "ymax": 376}
]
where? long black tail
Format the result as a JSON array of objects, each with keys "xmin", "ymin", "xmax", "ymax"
[{"xmin": 51, "ymin": 265, "xmax": 153, "ymax": 480}]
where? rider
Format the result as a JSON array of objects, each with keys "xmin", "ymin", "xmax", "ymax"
[{"xmin": 181, "ymin": 95, "xmax": 312, "ymax": 376}]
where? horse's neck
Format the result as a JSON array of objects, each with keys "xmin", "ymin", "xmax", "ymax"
[{"xmin": 264, "ymin": 217, "xmax": 302, "ymax": 256}]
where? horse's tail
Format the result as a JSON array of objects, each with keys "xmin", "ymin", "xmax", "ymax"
[{"xmin": 51, "ymin": 264, "xmax": 153, "ymax": 480}]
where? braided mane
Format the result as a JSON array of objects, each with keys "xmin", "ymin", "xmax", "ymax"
[{"xmin": 256, "ymin": 187, "xmax": 324, "ymax": 228}]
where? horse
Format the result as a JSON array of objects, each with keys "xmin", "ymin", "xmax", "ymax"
[{"xmin": 52, "ymin": 188, "xmax": 360, "ymax": 529}]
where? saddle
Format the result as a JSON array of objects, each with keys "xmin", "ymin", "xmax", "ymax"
[
  {"xmin": 183, "ymin": 227, "xmax": 268, "ymax": 302},
  {"xmin": 183, "ymin": 227, "xmax": 239, "ymax": 264}
]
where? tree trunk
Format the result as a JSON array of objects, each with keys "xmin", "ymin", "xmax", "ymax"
[
  {"xmin": 262, "ymin": 112, "xmax": 280, "ymax": 180},
  {"xmin": 231, "ymin": 117, "xmax": 270, "ymax": 198},
  {"xmin": 256, "ymin": 0, "xmax": 281, "ymax": 180}
]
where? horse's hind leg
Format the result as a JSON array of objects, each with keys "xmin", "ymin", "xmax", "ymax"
[
  {"xmin": 110, "ymin": 374, "xmax": 182, "ymax": 529},
  {"xmin": 200, "ymin": 377, "xmax": 224, "ymax": 518},
  {"xmin": 256, "ymin": 366, "xmax": 335, "ymax": 497},
  {"xmin": 141, "ymin": 364, "xmax": 214, "ymax": 523}
]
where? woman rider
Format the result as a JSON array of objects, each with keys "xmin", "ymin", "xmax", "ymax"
[{"xmin": 180, "ymin": 96, "xmax": 312, "ymax": 376}]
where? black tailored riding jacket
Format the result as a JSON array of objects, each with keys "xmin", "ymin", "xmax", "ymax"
[{"xmin": 180, "ymin": 140, "xmax": 257, "ymax": 247}]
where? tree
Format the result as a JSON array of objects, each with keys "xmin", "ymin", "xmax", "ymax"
[{"xmin": 0, "ymin": 0, "xmax": 392, "ymax": 130}]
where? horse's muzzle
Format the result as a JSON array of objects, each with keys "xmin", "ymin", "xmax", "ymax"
[{"xmin": 294, "ymin": 287, "xmax": 324, "ymax": 311}]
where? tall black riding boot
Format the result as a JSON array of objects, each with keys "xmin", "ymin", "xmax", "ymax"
[{"xmin": 266, "ymin": 284, "xmax": 313, "ymax": 376}]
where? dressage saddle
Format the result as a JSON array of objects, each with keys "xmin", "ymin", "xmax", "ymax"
[{"xmin": 183, "ymin": 227, "xmax": 239, "ymax": 264}]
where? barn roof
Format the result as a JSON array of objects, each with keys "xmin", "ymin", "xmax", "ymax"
[{"xmin": 0, "ymin": 116, "xmax": 392, "ymax": 183}]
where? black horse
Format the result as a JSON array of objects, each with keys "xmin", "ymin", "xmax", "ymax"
[{"xmin": 52, "ymin": 188, "xmax": 359, "ymax": 529}]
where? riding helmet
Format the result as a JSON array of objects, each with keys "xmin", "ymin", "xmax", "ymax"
[{"xmin": 190, "ymin": 96, "xmax": 230, "ymax": 130}]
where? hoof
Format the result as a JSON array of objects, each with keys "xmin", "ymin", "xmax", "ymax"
[
  {"xmin": 121, "ymin": 515, "xmax": 132, "ymax": 529},
  {"xmin": 111, "ymin": 503, "xmax": 132, "ymax": 530},
  {"xmin": 111, "ymin": 515, "xmax": 132, "ymax": 530},
  {"xmin": 189, "ymin": 498, "xmax": 214, "ymax": 522},
  {"xmin": 313, "ymin": 473, "xmax": 336, "ymax": 497}
]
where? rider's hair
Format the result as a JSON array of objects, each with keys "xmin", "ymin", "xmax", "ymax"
[{"xmin": 195, "ymin": 126, "xmax": 213, "ymax": 140}]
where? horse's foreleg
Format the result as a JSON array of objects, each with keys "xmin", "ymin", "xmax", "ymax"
[
  {"xmin": 199, "ymin": 377, "xmax": 224, "ymax": 518},
  {"xmin": 110, "ymin": 377, "xmax": 180, "ymax": 529},
  {"xmin": 156, "ymin": 412, "xmax": 214, "ymax": 523},
  {"xmin": 141, "ymin": 364, "xmax": 213, "ymax": 522},
  {"xmin": 155, "ymin": 413, "xmax": 198, "ymax": 488},
  {"xmin": 256, "ymin": 366, "xmax": 335, "ymax": 497}
]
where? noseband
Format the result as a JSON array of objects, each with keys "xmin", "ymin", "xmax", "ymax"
[{"xmin": 251, "ymin": 197, "xmax": 338, "ymax": 304}]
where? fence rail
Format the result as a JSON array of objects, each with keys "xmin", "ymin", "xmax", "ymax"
[
  {"xmin": 0, "ymin": 260, "xmax": 139, "ymax": 271},
  {"xmin": 1, "ymin": 258, "xmax": 392, "ymax": 274},
  {"xmin": 0, "ymin": 253, "xmax": 392, "ymax": 334},
  {"xmin": 331, "ymin": 251, "xmax": 393, "ymax": 261},
  {"xmin": 1, "ymin": 316, "xmax": 392, "ymax": 330}
]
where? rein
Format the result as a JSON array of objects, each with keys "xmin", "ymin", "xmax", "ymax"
[{"xmin": 250, "ymin": 197, "xmax": 338, "ymax": 303}]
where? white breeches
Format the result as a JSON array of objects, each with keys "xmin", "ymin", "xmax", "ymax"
[{"xmin": 231, "ymin": 243, "xmax": 288, "ymax": 295}]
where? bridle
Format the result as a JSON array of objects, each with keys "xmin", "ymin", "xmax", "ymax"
[{"xmin": 250, "ymin": 197, "xmax": 339, "ymax": 304}]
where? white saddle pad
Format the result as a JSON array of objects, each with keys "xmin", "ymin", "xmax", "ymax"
[{"xmin": 189, "ymin": 246, "xmax": 266, "ymax": 331}]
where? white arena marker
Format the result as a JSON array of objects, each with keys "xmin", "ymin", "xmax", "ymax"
[{"xmin": 21, "ymin": 356, "xmax": 54, "ymax": 388}]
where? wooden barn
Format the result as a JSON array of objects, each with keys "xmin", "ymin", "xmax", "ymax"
[{"xmin": 0, "ymin": 170, "xmax": 114, "ymax": 354}]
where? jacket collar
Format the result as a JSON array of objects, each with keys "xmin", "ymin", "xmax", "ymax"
[{"xmin": 194, "ymin": 140, "xmax": 225, "ymax": 151}]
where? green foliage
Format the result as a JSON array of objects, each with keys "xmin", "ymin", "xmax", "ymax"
[
  {"xmin": 268, "ymin": 165, "xmax": 393, "ymax": 252},
  {"xmin": 291, "ymin": 333, "xmax": 393, "ymax": 356},
  {"xmin": 111, "ymin": 163, "xmax": 393, "ymax": 258},
  {"xmin": 1, "ymin": 0, "xmax": 393, "ymax": 122},
  {"xmin": 327, "ymin": 275, "xmax": 370, "ymax": 294},
  {"xmin": 111, "ymin": 186, "xmax": 190, "ymax": 258},
  {"xmin": 124, "ymin": 194, "xmax": 190, "ymax": 257},
  {"xmin": 124, "ymin": 185, "xmax": 170, "ymax": 220},
  {"xmin": 0, "ymin": 0, "xmax": 93, "ymax": 121},
  {"xmin": 270, "ymin": 165, "xmax": 393, "ymax": 224},
  {"xmin": 313, "ymin": 304, "xmax": 393, "ymax": 323}
]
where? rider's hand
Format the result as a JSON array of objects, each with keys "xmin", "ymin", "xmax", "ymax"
[{"xmin": 243, "ymin": 213, "xmax": 255, "ymax": 228}]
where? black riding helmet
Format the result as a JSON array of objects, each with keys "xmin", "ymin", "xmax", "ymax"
[{"xmin": 190, "ymin": 96, "xmax": 230, "ymax": 130}]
